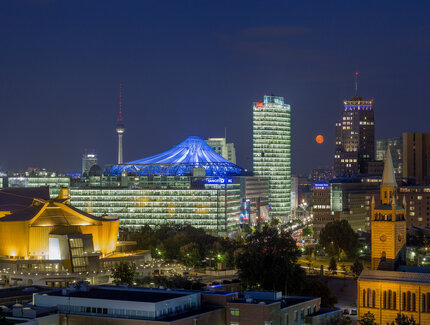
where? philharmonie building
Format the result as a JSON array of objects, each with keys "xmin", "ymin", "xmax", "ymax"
[{"xmin": 66, "ymin": 136, "xmax": 269, "ymax": 236}]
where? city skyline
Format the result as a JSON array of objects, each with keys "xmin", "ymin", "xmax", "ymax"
[{"xmin": 1, "ymin": 1, "xmax": 430, "ymax": 175}]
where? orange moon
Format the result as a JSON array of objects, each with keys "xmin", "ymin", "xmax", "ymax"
[{"xmin": 316, "ymin": 135, "xmax": 324, "ymax": 144}]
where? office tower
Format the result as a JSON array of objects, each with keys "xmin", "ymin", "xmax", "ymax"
[
  {"xmin": 312, "ymin": 182, "xmax": 335, "ymax": 237},
  {"xmin": 402, "ymin": 132, "xmax": 430, "ymax": 183},
  {"xmin": 116, "ymin": 83, "xmax": 125, "ymax": 164},
  {"xmin": 330, "ymin": 177, "xmax": 379, "ymax": 232},
  {"xmin": 334, "ymin": 88, "xmax": 375, "ymax": 177},
  {"xmin": 205, "ymin": 137, "xmax": 237, "ymax": 164},
  {"xmin": 82, "ymin": 152, "xmax": 98, "ymax": 176},
  {"xmin": 253, "ymin": 95, "xmax": 291, "ymax": 220},
  {"xmin": 376, "ymin": 137, "xmax": 402, "ymax": 176}
]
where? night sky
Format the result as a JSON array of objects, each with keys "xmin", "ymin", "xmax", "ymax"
[{"xmin": 1, "ymin": 1, "xmax": 429, "ymax": 174}]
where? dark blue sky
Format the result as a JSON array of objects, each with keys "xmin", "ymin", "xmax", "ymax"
[{"xmin": 1, "ymin": 0, "xmax": 429, "ymax": 174}]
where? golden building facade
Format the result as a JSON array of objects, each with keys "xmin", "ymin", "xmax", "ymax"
[
  {"xmin": 358, "ymin": 149, "xmax": 430, "ymax": 324},
  {"xmin": 0, "ymin": 188, "xmax": 119, "ymax": 272}
]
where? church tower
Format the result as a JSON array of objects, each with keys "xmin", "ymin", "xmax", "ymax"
[{"xmin": 371, "ymin": 148, "xmax": 406, "ymax": 270}]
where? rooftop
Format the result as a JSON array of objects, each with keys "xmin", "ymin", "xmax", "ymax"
[
  {"xmin": 47, "ymin": 286, "xmax": 193, "ymax": 303},
  {"xmin": 359, "ymin": 269, "xmax": 430, "ymax": 284},
  {"xmin": 105, "ymin": 136, "xmax": 244, "ymax": 177},
  {"xmin": 374, "ymin": 204, "xmax": 404, "ymax": 211}
]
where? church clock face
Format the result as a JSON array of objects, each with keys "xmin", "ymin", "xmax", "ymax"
[
  {"xmin": 398, "ymin": 234, "xmax": 403, "ymax": 242},
  {"xmin": 380, "ymin": 234, "xmax": 387, "ymax": 242}
]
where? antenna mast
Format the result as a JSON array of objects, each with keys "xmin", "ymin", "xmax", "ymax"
[{"xmin": 354, "ymin": 72, "xmax": 359, "ymax": 97}]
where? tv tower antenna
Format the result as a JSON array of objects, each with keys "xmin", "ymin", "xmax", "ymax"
[
  {"xmin": 354, "ymin": 72, "xmax": 359, "ymax": 97},
  {"xmin": 116, "ymin": 82, "xmax": 125, "ymax": 164}
]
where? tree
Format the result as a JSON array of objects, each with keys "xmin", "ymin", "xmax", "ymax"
[
  {"xmin": 351, "ymin": 258, "xmax": 364, "ymax": 278},
  {"xmin": 328, "ymin": 257, "xmax": 337, "ymax": 274},
  {"xmin": 302, "ymin": 226, "xmax": 314, "ymax": 237},
  {"xmin": 391, "ymin": 313, "xmax": 417, "ymax": 325},
  {"xmin": 358, "ymin": 312, "xmax": 377, "ymax": 325},
  {"xmin": 236, "ymin": 225, "xmax": 306, "ymax": 294},
  {"xmin": 302, "ymin": 278, "xmax": 338, "ymax": 308},
  {"xmin": 319, "ymin": 220, "xmax": 358, "ymax": 260},
  {"xmin": 179, "ymin": 242, "xmax": 201, "ymax": 267},
  {"xmin": 112, "ymin": 262, "xmax": 136, "ymax": 285}
]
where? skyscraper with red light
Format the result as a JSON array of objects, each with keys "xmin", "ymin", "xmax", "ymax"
[
  {"xmin": 253, "ymin": 95, "xmax": 291, "ymax": 220},
  {"xmin": 334, "ymin": 96, "xmax": 375, "ymax": 177}
]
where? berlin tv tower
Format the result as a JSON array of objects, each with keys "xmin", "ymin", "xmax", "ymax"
[{"xmin": 116, "ymin": 83, "xmax": 125, "ymax": 164}]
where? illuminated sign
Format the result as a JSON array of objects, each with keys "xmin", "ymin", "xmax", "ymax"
[
  {"xmin": 256, "ymin": 102, "xmax": 263, "ymax": 107},
  {"xmin": 314, "ymin": 183, "xmax": 329, "ymax": 187},
  {"xmin": 206, "ymin": 178, "xmax": 233, "ymax": 184}
]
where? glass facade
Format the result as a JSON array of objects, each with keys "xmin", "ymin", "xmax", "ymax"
[
  {"xmin": 253, "ymin": 95, "xmax": 291, "ymax": 220},
  {"xmin": 8, "ymin": 176, "xmax": 70, "ymax": 197},
  {"xmin": 376, "ymin": 137, "xmax": 402, "ymax": 176},
  {"xmin": 69, "ymin": 177, "xmax": 241, "ymax": 236}
]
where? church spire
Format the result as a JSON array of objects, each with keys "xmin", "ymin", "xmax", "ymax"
[{"xmin": 381, "ymin": 147, "xmax": 396, "ymax": 188}]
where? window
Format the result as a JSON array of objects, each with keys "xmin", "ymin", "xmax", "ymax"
[
  {"xmin": 230, "ymin": 308, "xmax": 240, "ymax": 316},
  {"xmin": 393, "ymin": 292, "xmax": 397, "ymax": 310},
  {"xmin": 363, "ymin": 290, "xmax": 366, "ymax": 306},
  {"xmin": 407, "ymin": 291, "xmax": 411, "ymax": 311},
  {"xmin": 383, "ymin": 291, "xmax": 387, "ymax": 309},
  {"xmin": 388, "ymin": 290, "xmax": 392, "ymax": 309}
]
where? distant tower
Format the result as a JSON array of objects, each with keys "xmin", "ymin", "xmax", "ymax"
[
  {"xmin": 334, "ymin": 73, "xmax": 375, "ymax": 177},
  {"xmin": 82, "ymin": 152, "xmax": 98, "ymax": 176},
  {"xmin": 116, "ymin": 83, "xmax": 125, "ymax": 164}
]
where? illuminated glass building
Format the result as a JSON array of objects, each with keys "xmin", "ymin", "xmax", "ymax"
[
  {"xmin": 4, "ymin": 138, "xmax": 267, "ymax": 236},
  {"xmin": 7, "ymin": 170, "xmax": 70, "ymax": 198},
  {"xmin": 253, "ymin": 95, "xmax": 291, "ymax": 220},
  {"xmin": 205, "ymin": 138, "xmax": 236, "ymax": 164},
  {"xmin": 73, "ymin": 137, "xmax": 247, "ymax": 236},
  {"xmin": 334, "ymin": 96, "xmax": 375, "ymax": 177}
]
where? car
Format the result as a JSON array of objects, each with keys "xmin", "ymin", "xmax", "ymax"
[
  {"xmin": 343, "ymin": 309, "xmax": 350, "ymax": 315},
  {"xmin": 350, "ymin": 309, "xmax": 357, "ymax": 315}
]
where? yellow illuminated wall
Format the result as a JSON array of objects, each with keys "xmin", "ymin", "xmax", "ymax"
[{"xmin": 0, "ymin": 198, "xmax": 119, "ymax": 258}]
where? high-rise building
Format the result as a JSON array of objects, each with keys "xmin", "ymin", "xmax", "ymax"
[
  {"xmin": 205, "ymin": 138, "xmax": 236, "ymax": 164},
  {"xmin": 376, "ymin": 137, "xmax": 402, "ymax": 176},
  {"xmin": 253, "ymin": 95, "xmax": 291, "ymax": 220},
  {"xmin": 82, "ymin": 152, "xmax": 98, "ymax": 176},
  {"xmin": 116, "ymin": 83, "xmax": 125, "ymax": 164},
  {"xmin": 334, "ymin": 96, "xmax": 375, "ymax": 177},
  {"xmin": 402, "ymin": 132, "xmax": 430, "ymax": 183},
  {"xmin": 312, "ymin": 182, "xmax": 336, "ymax": 237}
]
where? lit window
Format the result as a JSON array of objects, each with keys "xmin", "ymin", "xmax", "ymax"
[{"xmin": 230, "ymin": 308, "xmax": 240, "ymax": 316}]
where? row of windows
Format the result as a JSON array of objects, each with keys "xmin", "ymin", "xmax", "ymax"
[{"xmin": 362, "ymin": 289, "xmax": 429, "ymax": 312}]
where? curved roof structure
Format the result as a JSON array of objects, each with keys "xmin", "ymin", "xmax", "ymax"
[{"xmin": 105, "ymin": 136, "xmax": 244, "ymax": 177}]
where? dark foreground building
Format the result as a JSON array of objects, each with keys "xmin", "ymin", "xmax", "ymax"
[{"xmin": 0, "ymin": 283, "xmax": 342, "ymax": 325}]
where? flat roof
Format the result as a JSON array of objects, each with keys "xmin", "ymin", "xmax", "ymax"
[
  {"xmin": 359, "ymin": 270, "xmax": 430, "ymax": 284},
  {"xmin": 0, "ymin": 286, "xmax": 54, "ymax": 299},
  {"xmin": 47, "ymin": 287, "xmax": 192, "ymax": 303}
]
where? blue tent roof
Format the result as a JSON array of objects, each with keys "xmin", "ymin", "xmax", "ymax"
[{"xmin": 105, "ymin": 136, "xmax": 244, "ymax": 177}]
